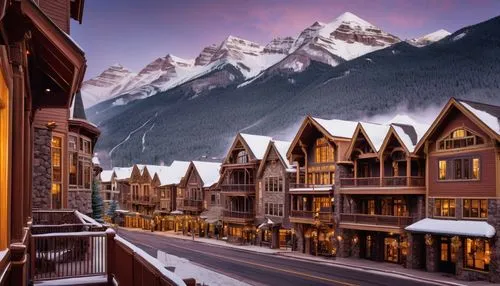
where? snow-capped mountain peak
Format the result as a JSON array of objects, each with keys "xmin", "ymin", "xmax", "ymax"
[{"xmin": 408, "ymin": 29, "xmax": 451, "ymax": 47}]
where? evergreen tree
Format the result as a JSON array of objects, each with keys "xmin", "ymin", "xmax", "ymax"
[
  {"xmin": 107, "ymin": 200, "xmax": 118, "ymax": 217},
  {"xmin": 91, "ymin": 180, "xmax": 104, "ymax": 222}
]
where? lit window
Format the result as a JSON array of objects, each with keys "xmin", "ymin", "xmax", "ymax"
[
  {"xmin": 473, "ymin": 158, "xmax": 480, "ymax": 179},
  {"xmin": 463, "ymin": 199, "xmax": 488, "ymax": 218},
  {"xmin": 51, "ymin": 183, "xmax": 62, "ymax": 209},
  {"xmin": 434, "ymin": 198, "xmax": 455, "ymax": 217},
  {"xmin": 438, "ymin": 160, "xmax": 447, "ymax": 180},
  {"xmin": 438, "ymin": 128, "xmax": 485, "ymax": 150},
  {"xmin": 465, "ymin": 238, "xmax": 490, "ymax": 271},
  {"xmin": 452, "ymin": 129, "xmax": 465, "ymax": 138}
]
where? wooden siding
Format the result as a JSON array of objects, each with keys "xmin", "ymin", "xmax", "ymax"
[
  {"xmin": 33, "ymin": 108, "xmax": 69, "ymax": 133},
  {"xmin": 37, "ymin": 0, "xmax": 70, "ymax": 34},
  {"xmin": 426, "ymin": 107, "xmax": 498, "ymax": 197}
]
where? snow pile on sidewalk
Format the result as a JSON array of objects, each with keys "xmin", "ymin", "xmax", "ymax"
[{"xmin": 157, "ymin": 250, "xmax": 250, "ymax": 286}]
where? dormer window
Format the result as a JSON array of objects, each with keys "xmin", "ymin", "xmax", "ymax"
[{"xmin": 438, "ymin": 128, "xmax": 485, "ymax": 150}]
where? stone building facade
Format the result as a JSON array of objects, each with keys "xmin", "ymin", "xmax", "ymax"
[{"xmin": 32, "ymin": 128, "xmax": 52, "ymax": 209}]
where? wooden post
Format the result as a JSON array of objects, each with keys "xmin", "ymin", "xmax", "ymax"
[
  {"xmin": 379, "ymin": 155, "xmax": 384, "ymax": 187},
  {"xmin": 407, "ymin": 156, "xmax": 411, "ymax": 186},
  {"xmin": 353, "ymin": 160, "xmax": 358, "ymax": 186},
  {"xmin": 10, "ymin": 42, "xmax": 24, "ymax": 242},
  {"xmin": 106, "ymin": 228, "xmax": 116, "ymax": 284},
  {"xmin": 23, "ymin": 96, "xmax": 32, "ymax": 224}
]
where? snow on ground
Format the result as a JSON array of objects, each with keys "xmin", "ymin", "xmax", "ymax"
[
  {"xmin": 453, "ymin": 32, "xmax": 466, "ymax": 41},
  {"xmin": 157, "ymin": 250, "xmax": 251, "ymax": 286},
  {"xmin": 109, "ymin": 112, "xmax": 158, "ymax": 156}
]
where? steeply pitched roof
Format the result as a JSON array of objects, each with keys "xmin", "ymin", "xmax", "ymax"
[
  {"xmin": 240, "ymin": 133, "xmax": 273, "ymax": 160},
  {"xmin": 311, "ymin": 117, "xmax": 358, "ymax": 139},
  {"xmin": 273, "ymin": 140, "xmax": 293, "ymax": 169},
  {"xmin": 157, "ymin": 161, "xmax": 191, "ymax": 186},
  {"xmin": 359, "ymin": 122, "xmax": 391, "ymax": 152},
  {"xmin": 100, "ymin": 170, "xmax": 114, "ymax": 183},
  {"xmin": 192, "ymin": 161, "xmax": 221, "ymax": 187},
  {"xmin": 70, "ymin": 91, "xmax": 87, "ymax": 120},
  {"xmin": 458, "ymin": 99, "xmax": 500, "ymax": 136},
  {"xmin": 113, "ymin": 167, "xmax": 133, "ymax": 180}
]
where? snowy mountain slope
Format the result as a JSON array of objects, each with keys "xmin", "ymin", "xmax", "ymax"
[
  {"xmin": 81, "ymin": 64, "xmax": 137, "ymax": 107},
  {"xmin": 408, "ymin": 29, "xmax": 451, "ymax": 47},
  {"xmin": 82, "ymin": 12, "xmax": 400, "ymax": 107}
]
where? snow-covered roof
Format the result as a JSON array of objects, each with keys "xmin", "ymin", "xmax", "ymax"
[
  {"xmin": 192, "ymin": 161, "xmax": 221, "ymax": 187},
  {"xmin": 240, "ymin": 133, "xmax": 272, "ymax": 160},
  {"xmin": 386, "ymin": 114, "xmax": 430, "ymax": 141},
  {"xmin": 405, "ymin": 218, "xmax": 495, "ymax": 238},
  {"xmin": 311, "ymin": 117, "xmax": 358, "ymax": 139},
  {"xmin": 459, "ymin": 100, "xmax": 500, "ymax": 136},
  {"xmin": 92, "ymin": 154, "xmax": 100, "ymax": 165},
  {"xmin": 113, "ymin": 167, "xmax": 133, "ymax": 181},
  {"xmin": 100, "ymin": 170, "xmax": 114, "ymax": 183},
  {"xmin": 143, "ymin": 165, "xmax": 169, "ymax": 179},
  {"xmin": 157, "ymin": 161, "xmax": 191, "ymax": 186},
  {"xmin": 272, "ymin": 140, "xmax": 293, "ymax": 169},
  {"xmin": 359, "ymin": 122, "xmax": 390, "ymax": 152}
]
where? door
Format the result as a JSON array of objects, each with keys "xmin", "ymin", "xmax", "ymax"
[
  {"xmin": 439, "ymin": 237, "xmax": 456, "ymax": 273},
  {"xmin": 384, "ymin": 238, "xmax": 399, "ymax": 263}
]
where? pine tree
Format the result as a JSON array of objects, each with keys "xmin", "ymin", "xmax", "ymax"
[
  {"xmin": 107, "ymin": 200, "xmax": 118, "ymax": 217},
  {"xmin": 91, "ymin": 180, "xmax": 104, "ymax": 222}
]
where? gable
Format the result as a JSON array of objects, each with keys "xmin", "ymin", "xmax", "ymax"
[
  {"xmin": 346, "ymin": 125, "xmax": 376, "ymax": 160},
  {"xmin": 288, "ymin": 117, "xmax": 333, "ymax": 160},
  {"xmin": 224, "ymin": 135, "xmax": 256, "ymax": 164}
]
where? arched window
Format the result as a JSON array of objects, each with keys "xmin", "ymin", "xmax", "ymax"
[
  {"xmin": 236, "ymin": 150, "xmax": 248, "ymax": 164},
  {"xmin": 438, "ymin": 128, "xmax": 485, "ymax": 150}
]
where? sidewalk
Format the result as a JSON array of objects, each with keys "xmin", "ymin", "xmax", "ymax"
[{"xmin": 119, "ymin": 227, "xmax": 496, "ymax": 286}]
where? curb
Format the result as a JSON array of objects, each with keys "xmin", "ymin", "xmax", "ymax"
[{"xmin": 275, "ymin": 252, "xmax": 467, "ymax": 286}]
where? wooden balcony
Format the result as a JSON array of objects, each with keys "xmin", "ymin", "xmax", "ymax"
[
  {"xmin": 338, "ymin": 176, "xmax": 425, "ymax": 195},
  {"xmin": 131, "ymin": 196, "xmax": 157, "ymax": 205},
  {"xmin": 339, "ymin": 213, "xmax": 414, "ymax": 233},
  {"xmin": 289, "ymin": 183, "xmax": 333, "ymax": 193},
  {"xmin": 222, "ymin": 210, "xmax": 254, "ymax": 224},
  {"xmin": 289, "ymin": 210, "xmax": 333, "ymax": 224},
  {"xmin": 179, "ymin": 199, "xmax": 203, "ymax": 212},
  {"xmin": 29, "ymin": 210, "xmax": 194, "ymax": 286},
  {"xmin": 220, "ymin": 184, "xmax": 255, "ymax": 195}
]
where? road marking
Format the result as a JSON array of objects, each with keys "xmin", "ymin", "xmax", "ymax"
[{"xmin": 122, "ymin": 232, "xmax": 359, "ymax": 286}]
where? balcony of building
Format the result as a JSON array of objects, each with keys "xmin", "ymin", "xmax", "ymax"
[
  {"xmin": 179, "ymin": 199, "xmax": 204, "ymax": 213},
  {"xmin": 130, "ymin": 195, "xmax": 158, "ymax": 206},
  {"xmin": 289, "ymin": 194, "xmax": 334, "ymax": 224},
  {"xmin": 220, "ymin": 168, "xmax": 256, "ymax": 195},
  {"xmin": 338, "ymin": 196, "xmax": 422, "ymax": 233},
  {"xmin": 30, "ymin": 210, "xmax": 194, "ymax": 286},
  {"xmin": 339, "ymin": 153, "xmax": 425, "ymax": 195},
  {"xmin": 222, "ymin": 196, "xmax": 255, "ymax": 224}
]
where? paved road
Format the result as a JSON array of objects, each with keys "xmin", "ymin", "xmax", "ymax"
[{"xmin": 117, "ymin": 229, "xmax": 438, "ymax": 286}]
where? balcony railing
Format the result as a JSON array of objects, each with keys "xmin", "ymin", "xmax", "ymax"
[
  {"xmin": 290, "ymin": 211, "xmax": 332, "ymax": 222},
  {"xmin": 222, "ymin": 210, "xmax": 254, "ymax": 219},
  {"xmin": 339, "ymin": 176, "xmax": 425, "ymax": 188},
  {"xmin": 289, "ymin": 183, "xmax": 333, "ymax": 192},
  {"xmin": 30, "ymin": 210, "xmax": 195, "ymax": 286},
  {"xmin": 183, "ymin": 199, "xmax": 203, "ymax": 208},
  {"xmin": 340, "ymin": 213, "xmax": 413, "ymax": 228},
  {"xmin": 220, "ymin": 184, "xmax": 255, "ymax": 193}
]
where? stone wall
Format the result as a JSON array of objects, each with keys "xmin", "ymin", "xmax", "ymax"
[
  {"xmin": 32, "ymin": 128, "xmax": 51, "ymax": 209},
  {"xmin": 488, "ymin": 199, "xmax": 500, "ymax": 282},
  {"xmin": 68, "ymin": 190, "xmax": 92, "ymax": 215},
  {"xmin": 406, "ymin": 233, "xmax": 425, "ymax": 269}
]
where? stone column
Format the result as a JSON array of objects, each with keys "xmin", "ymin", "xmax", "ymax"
[
  {"xmin": 32, "ymin": 128, "xmax": 52, "ymax": 209},
  {"xmin": 338, "ymin": 229, "xmax": 352, "ymax": 258},
  {"xmin": 406, "ymin": 233, "xmax": 424, "ymax": 269},
  {"xmin": 426, "ymin": 236, "xmax": 439, "ymax": 272}
]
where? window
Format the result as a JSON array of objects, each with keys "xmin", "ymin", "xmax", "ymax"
[
  {"xmin": 265, "ymin": 177, "xmax": 283, "ymax": 192},
  {"xmin": 265, "ymin": 203, "xmax": 284, "ymax": 216},
  {"xmin": 51, "ymin": 183, "xmax": 62, "ymax": 209},
  {"xmin": 367, "ymin": 200, "xmax": 375, "ymax": 215},
  {"xmin": 69, "ymin": 135, "xmax": 77, "ymax": 151},
  {"xmin": 69, "ymin": 152, "xmax": 77, "ymax": 185},
  {"xmin": 438, "ymin": 160, "xmax": 447, "ymax": 180},
  {"xmin": 463, "ymin": 199, "xmax": 488, "ymax": 218},
  {"xmin": 434, "ymin": 198, "xmax": 456, "ymax": 217},
  {"xmin": 211, "ymin": 194, "xmax": 216, "ymax": 204},
  {"xmin": 51, "ymin": 136, "xmax": 63, "ymax": 209},
  {"xmin": 83, "ymin": 139, "xmax": 91, "ymax": 154},
  {"xmin": 236, "ymin": 150, "xmax": 248, "ymax": 164},
  {"xmin": 438, "ymin": 157, "xmax": 480, "ymax": 180},
  {"xmin": 84, "ymin": 163, "xmax": 91, "ymax": 189},
  {"xmin": 465, "ymin": 238, "xmax": 490, "ymax": 271},
  {"xmin": 314, "ymin": 138, "xmax": 334, "ymax": 163},
  {"xmin": 438, "ymin": 128, "xmax": 485, "ymax": 150}
]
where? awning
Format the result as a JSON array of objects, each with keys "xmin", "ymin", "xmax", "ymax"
[
  {"xmin": 170, "ymin": 210, "xmax": 183, "ymax": 215},
  {"xmin": 258, "ymin": 218, "xmax": 279, "ymax": 230},
  {"xmin": 200, "ymin": 207, "xmax": 223, "ymax": 224},
  {"xmin": 405, "ymin": 218, "xmax": 495, "ymax": 238}
]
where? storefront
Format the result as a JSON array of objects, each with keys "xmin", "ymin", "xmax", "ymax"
[{"xmin": 406, "ymin": 218, "xmax": 495, "ymax": 280}]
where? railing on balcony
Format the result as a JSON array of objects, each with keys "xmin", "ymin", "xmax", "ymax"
[
  {"xmin": 220, "ymin": 184, "xmax": 255, "ymax": 193},
  {"xmin": 33, "ymin": 210, "xmax": 83, "ymax": 225},
  {"xmin": 31, "ymin": 231, "xmax": 107, "ymax": 281},
  {"xmin": 339, "ymin": 176, "xmax": 425, "ymax": 188},
  {"xmin": 30, "ymin": 210, "xmax": 195, "ymax": 286},
  {"xmin": 183, "ymin": 199, "xmax": 203, "ymax": 208},
  {"xmin": 340, "ymin": 213, "xmax": 414, "ymax": 228},
  {"xmin": 289, "ymin": 183, "xmax": 333, "ymax": 191},
  {"xmin": 222, "ymin": 210, "xmax": 254, "ymax": 219},
  {"xmin": 290, "ymin": 210, "xmax": 332, "ymax": 222}
]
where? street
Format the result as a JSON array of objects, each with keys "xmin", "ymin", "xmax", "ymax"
[{"xmin": 117, "ymin": 229, "xmax": 439, "ymax": 286}]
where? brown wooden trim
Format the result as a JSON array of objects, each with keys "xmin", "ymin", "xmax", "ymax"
[
  {"xmin": 339, "ymin": 223, "xmax": 403, "ymax": 233},
  {"xmin": 338, "ymin": 188, "xmax": 426, "ymax": 195}
]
